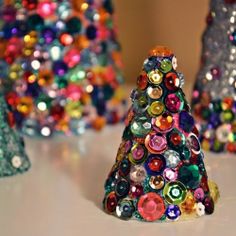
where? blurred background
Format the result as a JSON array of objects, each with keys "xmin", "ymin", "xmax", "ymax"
[{"xmin": 114, "ymin": 0, "xmax": 209, "ymax": 97}]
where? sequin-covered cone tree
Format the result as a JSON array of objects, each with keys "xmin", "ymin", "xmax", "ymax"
[
  {"xmin": 103, "ymin": 46, "xmax": 219, "ymax": 222},
  {"xmin": 1, "ymin": 0, "xmax": 125, "ymax": 137},
  {"xmin": 192, "ymin": 0, "xmax": 236, "ymax": 153},
  {"xmin": 0, "ymin": 94, "xmax": 30, "ymax": 177}
]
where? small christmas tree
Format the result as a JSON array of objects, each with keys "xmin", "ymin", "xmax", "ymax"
[
  {"xmin": 0, "ymin": 94, "xmax": 30, "ymax": 177},
  {"xmin": 103, "ymin": 46, "xmax": 219, "ymax": 222},
  {"xmin": 0, "ymin": 0, "xmax": 126, "ymax": 137},
  {"xmin": 192, "ymin": 0, "xmax": 236, "ymax": 152}
]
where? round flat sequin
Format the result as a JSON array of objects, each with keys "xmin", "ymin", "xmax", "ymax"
[
  {"xmin": 129, "ymin": 165, "xmax": 147, "ymax": 183},
  {"xmin": 160, "ymin": 59, "xmax": 172, "ymax": 73},
  {"xmin": 168, "ymin": 129, "xmax": 186, "ymax": 149},
  {"xmin": 187, "ymin": 133, "xmax": 201, "ymax": 154},
  {"xmin": 194, "ymin": 188, "xmax": 205, "ymax": 201},
  {"xmin": 130, "ymin": 184, "xmax": 144, "ymax": 198},
  {"xmin": 119, "ymin": 159, "xmax": 131, "ymax": 177},
  {"xmin": 163, "ymin": 150, "xmax": 181, "ymax": 168},
  {"xmin": 144, "ymin": 154, "xmax": 166, "ymax": 175},
  {"xmin": 115, "ymin": 179, "xmax": 130, "ymax": 197},
  {"xmin": 11, "ymin": 155, "xmax": 22, "ymax": 168},
  {"xmin": 164, "ymin": 72, "xmax": 180, "ymax": 91},
  {"xmin": 165, "ymin": 93, "xmax": 183, "ymax": 113},
  {"xmin": 145, "ymin": 133, "xmax": 167, "ymax": 154},
  {"xmin": 137, "ymin": 72, "xmax": 148, "ymax": 90},
  {"xmin": 130, "ymin": 117, "xmax": 151, "ymax": 137},
  {"xmin": 129, "ymin": 143, "xmax": 147, "ymax": 164},
  {"xmin": 104, "ymin": 192, "xmax": 118, "ymax": 213},
  {"xmin": 138, "ymin": 192, "xmax": 165, "ymax": 221},
  {"xmin": 163, "ymin": 181, "xmax": 187, "ymax": 205},
  {"xmin": 148, "ymin": 101, "xmax": 165, "ymax": 116},
  {"xmin": 166, "ymin": 205, "xmax": 181, "ymax": 220},
  {"xmin": 148, "ymin": 69, "xmax": 163, "ymax": 85},
  {"xmin": 116, "ymin": 199, "xmax": 135, "ymax": 220},
  {"xmin": 149, "ymin": 175, "xmax": 165, "ymax": 190},
  {"xmin": 147, "ymin": 86, "xmax": 163, "ymax": 99},
  {"xmin": 153, "ymin": 112, "xmax": 174, "ymax": 132},
  {"xmin": 215, "ymin": 124, "xmax": 231, "ymax": 143}
]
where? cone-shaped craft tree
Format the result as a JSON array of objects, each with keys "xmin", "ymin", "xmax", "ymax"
[
  {"xmin": 103, "ymin": 46, "xmax": 219, "ymax": 222},
  {"xmin": 192, "ymin": 0, "xmax": 236, "ymax": 152},
  {"xmin": 0, "ymin": 94, "xmax": 30, "ymax": 177},
  {"xmin": 1, "ymin": 0, "xmax": 125, "ymax": 137}
]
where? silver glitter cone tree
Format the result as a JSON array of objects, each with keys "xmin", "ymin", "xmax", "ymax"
[
  {"xmin": 0, "ymin": 95, "xmax": 30, "ymax": 177},
  {"xmin": 192, "ymin": 0, "xmax": 236, "ymax": 153},
  {"xmin": 1, "ymin": 0, "xmax": 126, "ymax": 137},
  {"xmin": 103, "ymin": 46, "xmax": 219, "ymax": 222}
]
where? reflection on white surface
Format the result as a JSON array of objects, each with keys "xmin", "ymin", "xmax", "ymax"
[{"xmin": 0, "ymin": 125, "xmax": 235, "ymax": 236}]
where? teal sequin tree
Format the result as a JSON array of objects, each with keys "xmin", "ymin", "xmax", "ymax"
[{"xmin": 0, "ymin": 95, "xmax": 30, "ymax": 177}]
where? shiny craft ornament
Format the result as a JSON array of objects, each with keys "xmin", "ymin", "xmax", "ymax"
[
  {"xmin": 103, "ymin": 46, "xmax": 219, "ymax": 222},
  {"xmin": 0, "ymin": 95, "xmax": 30, "ymax": 177},
  {"xmin": 192, "ymin": 0, "xmax": 236, "ymax": 152},
  {"xmin": 1, "ymin": 0, "xmax": 126, "ymax": 137}
]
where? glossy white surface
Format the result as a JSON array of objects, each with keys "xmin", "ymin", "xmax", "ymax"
[{"xmin": 0, "ymin": 125, "xmax": 235, "ymax": 236}]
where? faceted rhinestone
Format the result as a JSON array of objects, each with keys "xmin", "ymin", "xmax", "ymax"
[
  {"xmin": 130, "ymin": 184, "xmax": 144, "ymax": 198},
  {"xmin": 147, "ymin": 86, "xmax": 163, "ymax": 99},
  {"xmin": 163, "ymin": 168, "xmax": 178, "ymax": 181},
  {"xmin": 160, "ymin": 59, "xmax": 172, "ymax": 73},
  {"xmin": 178, "ymin": 164, "xmax": 202, "ymax": 189},
  {"xmin": 130, "ymin": 116, "xmax": 151, "ymax": 137},
  {"xmin": 163, "ymin": 150, "xmax": 181, "ymax": 168},
  {"xmin": 115, "ymin": 179, "xmax": 130, "ymax": 197},
  {"xmin": 153, "ymin": 112, "xmax": 174, "ymax": 132},
  {"xmin": 164, "ymin": 72, "xmax": 180, "ymax": 91},
  {"xmin": 145, "ymin": 154, "xmax": 166, "ymax": 175},
  {"xmin": 116, "ymin": 199, "xmax": 135, "ymax": 220},
  {"xmin": 129, "ymin": 143, "xmax": 147, "ymax": 164},
  {"xmin": 130, "ymin": 165, "xmax": 147, "ymax": 183},
  {"xmin": 149, "ymin": 46, "xmax": 173, "ymax": 57},
  {"xmin": 148, "ymin": 101, "xmax": 165, "ymax": 117},
  {"xmin": 137, "ymin": 71, "xmax": 148, "ymax": 90},
  {"xmin": 149, "ymin": 175, "xmax": 165, "ymax": 190},
  {"xmin": 138, "ymin": 192, "xmax": 165, "ymax": 222},
  {"xmin": 163, "ymin": 181, "xmax": 187, "ymax": 205},
  {"xmin": 104, "ymin": 192, "xmax": 118, "ymax": 213},
  {"xmin": 148, "ymin": 69, "xmax": 163, "ymax": 85},
  {"xmin": 166, "ymin": 205, "xmax": 181, "ymax": 221},
  {"xmin": 165, "ymin": 93, "xmax": 182, "ymax": 113},
  {"xmin": 145, "ymin": 133, "xmax": 167, "ymax": 154}
]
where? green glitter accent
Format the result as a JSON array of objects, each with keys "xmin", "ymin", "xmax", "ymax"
[{"xmin": 0, "ymin": 95, "xmax": 30, "ymax": 177}]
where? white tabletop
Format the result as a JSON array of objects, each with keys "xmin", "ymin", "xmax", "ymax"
[{"xmin": 0, "ymin": 125, "xmax": 235, "ymax": 236}]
